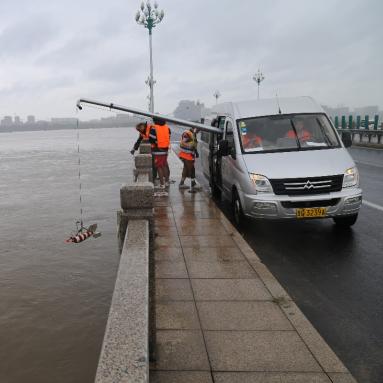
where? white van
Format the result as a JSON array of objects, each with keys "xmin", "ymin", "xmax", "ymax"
[{"xmin": 198, "ymin": 97, "xmax": 362, "ymax": 226}]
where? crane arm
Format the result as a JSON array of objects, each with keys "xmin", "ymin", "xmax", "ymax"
[{"xmin": 76, "ymin": 98, "xmax": 221, "ymax": 134}]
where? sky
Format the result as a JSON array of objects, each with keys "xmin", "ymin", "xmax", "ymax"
[{"xmin": 0, "ymin": 0, "xmax": 382, "ymax": 120}]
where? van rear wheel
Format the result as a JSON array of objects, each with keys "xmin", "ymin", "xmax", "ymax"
[{"xmin": 333, "ymin": 214, "xmax": 358, "ymax": 227}]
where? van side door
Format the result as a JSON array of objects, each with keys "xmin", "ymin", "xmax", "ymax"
[
  {"xmin": 209, "ymin": 117, "xmax": 225, "ymax": 191},
  {"xmin": 221, "ymin": 118, "xmax": 236, "ymax": 196}
]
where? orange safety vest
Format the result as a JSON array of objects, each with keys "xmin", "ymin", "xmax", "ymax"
[
  {"xmin": 140, "ymin": 124, "xmax": 150, "ymax": 140},
  {"xmin": 286, "ymin": 129, "xmax": 311, "ymax": 141},
  {"xmin": 242, "ymin": 134, "xmax": 262, "ymax": 148},
  {"xmin": 154, "ymin": 124, "xmax": 170, "ymax": 149},
  {"xmin": 179, "ymin": 130, "xmax": 196, "ymax": 161}
]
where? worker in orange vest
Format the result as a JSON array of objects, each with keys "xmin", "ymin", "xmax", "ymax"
[
  {"xmin": 149, "ymin": 117, "xmax": 171, "ymax": 190},
  {"xmin": 286, "ymin": 118, "xmax": 312, "ymax": 141},
  {"xmin": 179, "ymin": 128, "xmax": 199, "ymax": 191},
  {"xmin": 130, "ymin": 122, "xmax": 150, "ymax": 154},
  {"xmin": 242, "ymin": 132, "xmax": 263, "ymax": 150}
]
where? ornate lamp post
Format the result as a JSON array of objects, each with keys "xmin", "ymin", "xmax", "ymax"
[
  {"xmin": 136, "ymin": 1, "xmax": 164, "ymax": 113},
  {"xmin": 252, "ymin": 69, "xmax": 265, "ymax": 100},
  {"xmin": 213, "ymin": 90, "xmax": 221, "ymax": 105}
]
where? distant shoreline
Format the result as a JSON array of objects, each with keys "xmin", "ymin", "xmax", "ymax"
[{"xmin": 0, "ymin": 125, "xmax": 135, "ymax": 134}]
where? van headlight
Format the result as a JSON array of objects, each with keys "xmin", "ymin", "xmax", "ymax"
[
  {"xmin": 343, "ymin": 167, "xmax": 359, "ymax": 188},
  {"xmin": 249, "ymin": 173, "xmax": 273, "ymax": 193}
]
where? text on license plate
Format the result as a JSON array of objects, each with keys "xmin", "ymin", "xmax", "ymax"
[{"xmin": 296, "ymin": 207, "xmax": 327, "ymax": 218}]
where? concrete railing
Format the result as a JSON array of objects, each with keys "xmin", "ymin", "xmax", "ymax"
[
  {"xmin": 338, "ymin": 128, "xmax": 383, "ymax": 145},
  {"xmin": 95, "ymin": 143, "xmax": 155, "ymax": 383}
]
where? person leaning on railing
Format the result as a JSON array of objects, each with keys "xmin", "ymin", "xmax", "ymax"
[{"xmin": 130, "ymin": 122, "xmax": 150, "ymax": 155}]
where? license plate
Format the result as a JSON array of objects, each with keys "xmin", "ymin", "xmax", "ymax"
[{"xmin": 296, "ymin": 207, "xmax": 327, "ymax": 218}]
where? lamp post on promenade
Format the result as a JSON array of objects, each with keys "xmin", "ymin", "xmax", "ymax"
[
  {"xmin": 136, "ymin": 1, "xmax": 164, "ymax": 113},
  {"xmin": 213, "ymin": 90, "xmax": 221, "ymax": 105},
  {"xmin": 252, "ymin": 69, "xmax": 265, "ymax": 100}
]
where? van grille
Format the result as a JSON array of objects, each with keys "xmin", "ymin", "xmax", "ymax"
[
  {"xmin": 270, "ymin": 175, "xmax": 343, "ymax": 196},
  {"xmin": 281, "ymin": 199, "xmax": 341, "ymax": 208}
]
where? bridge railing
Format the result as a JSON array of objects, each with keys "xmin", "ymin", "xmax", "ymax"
[
  {"xmin": 337, "ymin": 128, "xmax": 383, "ymax": 145},
  {"xmin": 94, "ymin": 142, "xmax": 154, "ymax": 383}
]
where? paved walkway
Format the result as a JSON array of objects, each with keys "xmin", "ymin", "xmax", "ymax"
[{"xmin": 150, "ymin": 152, "xmax": 357, "ymax": 383}]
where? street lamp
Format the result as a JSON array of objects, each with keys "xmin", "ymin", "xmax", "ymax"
[
  {"xmin": 213, "ymin": 90, "xmax": 221, "ymax": 105},
  {"xmin": 252, "ymin": 69, "xmax": 265, "ymax": 100},
  {"xmin": 136, "ymin": 1, "xmax": 165, "ymax": 113}
]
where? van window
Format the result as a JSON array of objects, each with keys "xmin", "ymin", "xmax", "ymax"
[{"xmin": 237, "ymin": 114, "xmax": 340, "ymax": 153}]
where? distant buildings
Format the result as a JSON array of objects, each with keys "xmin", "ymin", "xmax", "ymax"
[
  {"xmin": 173, "ymin": 100, "xmax": 211, "ymax": 122},
  {"xmin": 0, "ymin": 113, "xmax": 142, "ymax": 133},
  {"xmin": 1, "ymin": 116, "xmax": 13, "ymax": 126},
  {"xmin": 27, "ymin": 115, "xmax": 36, "ymax": 124}
]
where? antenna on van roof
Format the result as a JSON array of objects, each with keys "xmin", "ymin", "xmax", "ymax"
[{"xmin": 276, "ymin": 93, "xmax": 282, "ymax": 114}]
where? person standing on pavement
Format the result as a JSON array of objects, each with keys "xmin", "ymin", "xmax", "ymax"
[
  {"xmin": 178, "ymin": 127, "xmax": 199, "ymax": 191},
  {"xmin": 149, "ymin": 117, "xmax": 171, "ymax": 190}
]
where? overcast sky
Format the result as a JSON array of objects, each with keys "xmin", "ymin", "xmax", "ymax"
[{"xmin": 0, "ymin": 0, "xmax": 382, "ymax": 120}]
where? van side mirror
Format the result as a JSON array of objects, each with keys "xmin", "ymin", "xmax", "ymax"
[
  {"xmin": 218, "ymin": 139, "xmax": 230, "ymax": 156},
  {"xmin": 341, "ymin": 132, "xmax": 352, "ymax": 148},
  {"xmin": 211, "ymin": 118, "xmax": 218, "ymax": 127}
]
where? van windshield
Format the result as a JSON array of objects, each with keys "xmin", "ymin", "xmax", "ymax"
[{"xmin": 237, "ymin": 113, "xmax": 340, "ymax": 153}]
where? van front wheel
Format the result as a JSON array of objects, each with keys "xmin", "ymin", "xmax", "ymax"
[
  {"xmin": 333, "ymin": 214, "xmax": 358, "ymax": 227},
  {"xmin": 233, "ymin": 191, "xmax": 245, "ymax": 227}
]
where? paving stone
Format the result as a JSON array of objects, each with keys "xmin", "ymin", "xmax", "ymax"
[
  {"xmin": 177, "ymin": 224, "xmax": 228, "ymax": 236},
  {"xmin": 155, "ymin": 235, "xmax": 181, "ymax": 247},
  {"xmin": 155, "ymin": 225, "xmax": 178, "ymax": 236},
  {"xmin": 186, "ymin": 258, "xmax": 256, "ymax": 279},
  {"xmin": 204, "ymin": 331, "xmax": 322, "ymax": 372},
  {"xmin": 157, "ymin": 301, "xmax": 200, "ymax": 329},
  {"xmin": 192, "ymin": 278, "xmax": 272, "ymax": 301},
  {"xmin": 156, "ymin": 261, "xmax": 188, "ymax": 278},
  {"xmin": 197, "ymin": 301, "xmax": 293, "ymax": 331},
  {"xmin": 213, "ymin": 372, "xmax": 331, "ymax": 383},
  {"xmin": 183, "ymin": 246, "xmax": 245, "ymax": 262},
  {"xmin": 180, "ymin": 235, "xmax": 236, "ymax": 248},
  {"xmin": 155, "ymin": 217, "xmax": 176, "ymax": 226},
  {"xmin": 280, "ymin": 301, "xmax": 348, "ymax": 373},
  {"xmin": 155, "ymin": 247, "xmax": 183, "ymax": 261},
  {"xmin": 150, "ymin": 371, "xmax": 213, "ymax": 383},
  {"xmin": 327, "ymin": 373, "xmax": 358, "ymax": 383},
  {"xmin": 155, "ymin": 330, "xmax": 210, "ymax": 371},
  {"xmin": 156, "ymin": 279, "xmax": 194, "ymax": 301}
]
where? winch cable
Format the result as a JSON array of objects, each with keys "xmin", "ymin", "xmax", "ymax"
[{"xmin": 76, "ymin": 117, "xmax": 84, "ymax": 231}]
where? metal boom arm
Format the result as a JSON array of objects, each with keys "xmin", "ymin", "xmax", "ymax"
[{"xmin": 76, "ymin": 98, "xmax": 221, "ymax": 134}]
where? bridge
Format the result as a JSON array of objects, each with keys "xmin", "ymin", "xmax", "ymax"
[{"xmin": 88, "ymin": 137, "xmax": 382, "ymax": 383}]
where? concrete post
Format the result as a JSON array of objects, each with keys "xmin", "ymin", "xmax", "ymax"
[
  {"xmin": 139, "ymin": 143, "xmax": 152, "ymax": 154},
  {"xmin": 134, "ymin": 154, "xmax": 153, "ymax": 182}
]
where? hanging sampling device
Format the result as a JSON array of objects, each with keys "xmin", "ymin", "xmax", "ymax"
[{"xmin": 65, "ymin": 118, "xmax": 101, "ymax": 244}]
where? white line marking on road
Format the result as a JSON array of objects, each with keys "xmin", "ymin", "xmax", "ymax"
[{"xmin": 363, "ymin": 200, "xmax": 383, "ymax": 212}]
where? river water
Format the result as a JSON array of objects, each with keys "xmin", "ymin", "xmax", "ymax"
[{"xmin": 0, "ymin": 128, "xmax": 136, "ymax": 383}]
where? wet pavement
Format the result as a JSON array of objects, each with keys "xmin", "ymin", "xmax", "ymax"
[
  {"xmin": 193, "ymin": 146, "xmax": 383, "ymax": 383},
  {"xmin": 150, "ymin": 152, "xmax": 356, "ymax": 383}
]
